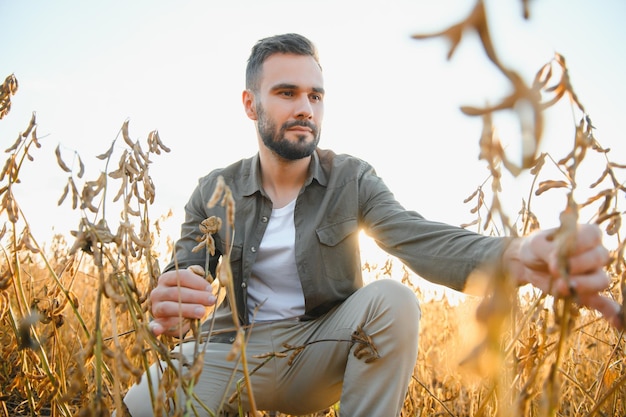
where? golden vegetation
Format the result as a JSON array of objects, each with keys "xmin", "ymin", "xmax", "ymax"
[{"xmin": 1, "ymin": 1, "xmax": 625, "ymax": 416}]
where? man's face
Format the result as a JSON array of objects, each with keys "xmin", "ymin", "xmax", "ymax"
[{"xmin": 252, "ymin": 53, "xmax": 324, "ymax": 161}]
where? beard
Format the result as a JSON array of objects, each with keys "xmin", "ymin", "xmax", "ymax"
[{"xmin": 256, "ymin": 104, "xmax": 321, "ymax": 161}]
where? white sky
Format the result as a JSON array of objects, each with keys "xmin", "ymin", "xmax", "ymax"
[{"xmin": 1, "ymin": 0, "xmax": 625, "ymax": 255}]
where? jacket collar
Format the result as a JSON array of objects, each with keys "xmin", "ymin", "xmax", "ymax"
[{"xmin": 241, "ymin": 149, "xmax": 328, "ymax": 197}]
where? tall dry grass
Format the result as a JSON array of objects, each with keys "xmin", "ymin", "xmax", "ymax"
[{"xmin": 1, "ymin": 1, "xmax": 624, "ymax": 416}]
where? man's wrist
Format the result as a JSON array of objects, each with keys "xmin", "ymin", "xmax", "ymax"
[{"xmin": 501, "ymin": 237, "xmax": 526, "ymax": 287}]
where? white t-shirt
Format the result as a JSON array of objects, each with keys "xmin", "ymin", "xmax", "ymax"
[{"xmin": 247, "ymin": 198, "xmax": 305, "ymax": 322}]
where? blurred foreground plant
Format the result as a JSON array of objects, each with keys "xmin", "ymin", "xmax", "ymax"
[{"xmin": 413, "ymin": 1, "xmax": 625, "ymax": 416}]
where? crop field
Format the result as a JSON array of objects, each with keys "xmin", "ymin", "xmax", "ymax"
[{"xmin": 1, "ymin": 1, "xmax": 624, "ymax": 416}]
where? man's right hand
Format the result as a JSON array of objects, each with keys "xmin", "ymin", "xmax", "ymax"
[{"xmin": 148, "ymin": 267, "xmax": 218, "ymax": 337}]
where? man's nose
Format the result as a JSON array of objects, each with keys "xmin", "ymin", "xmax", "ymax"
[{"xmin": 294, "ymin": 94, "xmax": 314, "ymax": 119}]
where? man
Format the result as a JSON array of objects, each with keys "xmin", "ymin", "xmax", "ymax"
[{"xmin": 123, "ymin": 33, "xmax": 622, "ymax": 416}]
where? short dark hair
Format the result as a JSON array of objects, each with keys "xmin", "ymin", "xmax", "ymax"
[{"xmin": 246, "ymin": 33, "xmax": 321, "ymax": 92}]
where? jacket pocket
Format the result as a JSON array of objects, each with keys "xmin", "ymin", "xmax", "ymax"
[{"xmin": 316, "ymin": 218, "xmax": 360, "ymax": 282}]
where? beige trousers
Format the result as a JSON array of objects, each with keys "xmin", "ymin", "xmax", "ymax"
[{"xmin": 122, "ymin": 279, "xmax": 421, "ymax": 417}]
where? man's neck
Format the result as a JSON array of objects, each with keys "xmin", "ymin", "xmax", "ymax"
[{"xmin": 259, "ymin": 149, "xmax": 310, "ymax": 209}]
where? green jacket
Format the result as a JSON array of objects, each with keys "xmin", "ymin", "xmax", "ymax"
[{"xmin": 165, "ymin": 148, "xmax": 507, "ymax": 328}]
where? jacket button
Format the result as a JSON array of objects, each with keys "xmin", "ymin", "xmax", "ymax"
[
  {"xmin": 250, "ymin": 246, "xmax": 257, "ymax": 253},
  {"xmin": 261, "ymin": 216, "xmax": 269, "ymax": 223}
]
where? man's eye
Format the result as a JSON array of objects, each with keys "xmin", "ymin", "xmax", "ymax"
[
  {"xmin": 310, "ymin": 94, "xmax": 322, "ymax": 101},
  {"xmin": 280, "ymin": 91, "xmax": 294, "ymax": 97}
]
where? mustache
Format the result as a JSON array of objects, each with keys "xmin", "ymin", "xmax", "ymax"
[{"xmin": 283, "ymin": 120, "xmax": 317, "ymax": 131}]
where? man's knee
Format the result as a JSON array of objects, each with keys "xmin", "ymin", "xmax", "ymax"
[
  {"xmin": 354, "ymin": 279, "xmax": 421, "ymax": 349},
  {"xmin": 366, "ymin": 279, "xmax": 421, "ymax": 319}
]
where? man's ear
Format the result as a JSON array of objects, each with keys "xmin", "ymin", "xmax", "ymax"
[{"xmin": 242, "ymin": 89, "xmax": 257, "ymax": 121}]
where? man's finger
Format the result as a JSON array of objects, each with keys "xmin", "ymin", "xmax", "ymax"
[
  {"xmin": 158, "ymin": 268, "xmax": 212, "ymax": 290},
  {"xmin": 552, "ymin": 272, "xmax": 611, "ymax": 298},
  {"xmin": 577, "ymin": 294, "xmax": 623, "ymax": 331},
  {"xmin": 565, "ymin": 245, "xmax": 610, "ymax": 275},
  {"xmin": 570, "ymin": 224, "xmax": 603, "ymax": 254},
  {"xmin": 152, "ymin": 300, "xmax": 209, "ymax": 320},
  {"xmin": 150, "ymin": 283, "xmax": 216, "ymax": 305}
]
